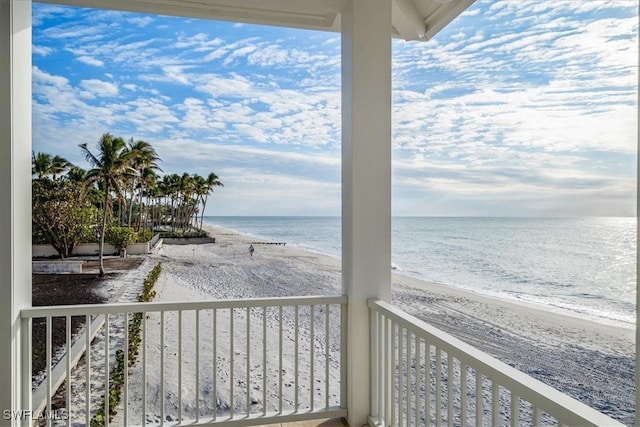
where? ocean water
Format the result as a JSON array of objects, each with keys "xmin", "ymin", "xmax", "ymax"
[{"xmin": 205, "ymin": 216, "xmax": 636, "ymax": 328}]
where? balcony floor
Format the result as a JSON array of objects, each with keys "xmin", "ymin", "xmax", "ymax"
[{"xmin": 256, "ymin": 418, "xmax": 349, "ymax": 427}]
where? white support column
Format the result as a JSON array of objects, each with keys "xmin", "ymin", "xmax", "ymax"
[
  {"xmin": 0, "ymin": 0, "xmax": 32, "ymax": 425},
  {"xmin": 341, "ymin": 1, "xmax": 392, "ymax": 425},
  {"xmin": 636, "ymin": 43, "xmax": 639, "ymax": 427}
]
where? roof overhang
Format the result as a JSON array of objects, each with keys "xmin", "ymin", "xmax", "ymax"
[{"xmin": 35, "ymin": 0, "xmax": 475, "ymax": 42}]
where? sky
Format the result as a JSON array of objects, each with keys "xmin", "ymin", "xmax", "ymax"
[{"xmin": 32, "ymin": 0, "xmax": 638, "ymax": 217}]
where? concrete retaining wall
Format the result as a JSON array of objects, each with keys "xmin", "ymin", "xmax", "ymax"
[
  {"xmin": 127, "ymin": 242, "xmax": 149, "ymax": 255},
  {"xmin": 32, "ymin": 244, "xmax": 118, "ymax": 257},
  {"xmin": 32, "ymin": 260, "xmax": 84, "ymax": 273},
  {"xmin": 33, "ymin": 234, "xmax": 161, "ymax": 258}
]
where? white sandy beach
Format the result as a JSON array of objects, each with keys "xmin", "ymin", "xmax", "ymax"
[{"xmin": 55, "ymin": 224, "xmax": 634, "ymax": 426}]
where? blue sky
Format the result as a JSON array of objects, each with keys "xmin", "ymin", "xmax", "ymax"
[{"xmin": 32, "ymin": 0, "xmax": 638, "ymax": 217}]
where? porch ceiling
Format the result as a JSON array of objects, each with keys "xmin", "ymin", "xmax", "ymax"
[{"xmin": 35, "ymin": 0, "xmax": 475, "ymax": 41}]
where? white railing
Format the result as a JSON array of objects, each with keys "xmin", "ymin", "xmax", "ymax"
[
  {"xmin": 368, "ymin": 299, "xmax": 625, "ymax": 427},
  {"xmin": 21, "ymin": 295, "xmax": 347, "ymax": 426}
]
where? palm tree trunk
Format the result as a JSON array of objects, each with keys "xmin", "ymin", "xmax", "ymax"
[
  {"xmin": 171, "ymin": 196, "xmax": 176, "ymax": 232},
  {"xmin": 137, "ymin": 180, "xmax": 145, "ymax": 231},
  {"xmin": 127, "ymin": 178, "xmax": 136, "ymax": 228},
  {"xmin": 98, "ymin": 184, "xmax": 109, "ymax": 277},
  {"xmin": 200, "ymin": 195, "xmax": 208, "ymax": 231}
]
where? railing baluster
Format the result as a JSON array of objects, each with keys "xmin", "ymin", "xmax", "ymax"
[
  {"xmin": 425, "ymin": 340, "xmax": 430, "ymax": 426},
  {"xmin": 510, "ymin": 393, "xmax": 519, "ymax": 427},
  {"xmin": 66, "ymin": 315, "xmax": 71, "ymax": 427},
  {"xmin": 160, "ymin": 311, "xmax": 164, "ymax": 425},
  {"xmin": 325, "ymin": 304, "xmax": 330, "ymax": 410},
  {"xmin": 340, "ymin": 303, "xmax": 347, "ymax": 410},
  {"xmin": 212, "ymin": 309, "xmax": 217, "ymax": 421},
  {"xmin": 461, "ymin": 362, "xmax": 468, "ymax": 427},
  {"xmin": 435, "ymin": 347, "xmax": 441, "ymax": 427},
  {"xmin": 230, "ymin": 308, "xmax": 234, "ymax": 419},
  {"xmin": 448, "ymin": 353, "xmax": 454, "ymax": 427},
  {"xmin": 492, "ymin": 380, "xmax": 499, "ymax": 426},
  {"xmin": 398, "ymin": 325, "xmax": 403, "ymax": 427},
  {"xmin": 370, "ymin": 309, "xmax": 378, "ymax": 420},
  {"xmin": 310, "ymin": 304, "xmax": 315, "ymax": 411},
  {"xmin": 46, "ymin": 316, "xmax": 52, "ymax": 427},
  {"xmin": 406, "ymin": 330, "xmax": 411, "ymax": 424},
  {"xmin": 294, "ymin": 305, "xmax": 299, "ymax": 412},
  {"xmin": 385, "ymin": 316, "xmax": 393, "ymax": 425},
  {"xmin": 105, "ymin": 314, "xmax": 109, "ymax": 427},
  {"xmin": 533, "ymin": 406, "xmax": 540, "ymax": 427},
  {"xmin": 196, "ymin": 309, "xmax": 200, "ymax": 422},
  {"xmin": 278, "ymin": 306, "xmax": 283, "ymax": 414},
  {"xmin": 390, "ymin": 322, "xmax": 396, "ymax": 426},
  {"xmin": 263, "ymin": 306, "xmax": 267, "ymax": 416},
  {"xmin": 178, "ymin": 310, "xmax": 183, "ymax": 422},
  {"xmin": 142, "ymin": 312, "xmax": 147, "ymax": 425},
  {"xmin": 475, "ymin": 372, "xmax": 482, "ymax": 427},
  {"xmin": 124, "ymin": 313, "xmax": 129, "ymax": 426},
  {"xmin": 85, "ymin": 314, "xmax": 91, "ymax": 426},
  {"xmin": 414, "ymin": 334, "xmax": 420, "ymax": 427},
  {"xmin": 246, "ymin": 307, "xmax": 251, "ymax": 415},
  {"xmin": 378, "ymin": 313, "xmax": 385, "ymax": 424}
]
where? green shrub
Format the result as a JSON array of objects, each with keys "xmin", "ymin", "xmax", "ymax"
[
  {"xmin": 79, "ymin": 225, "xmax": 99, "ymax": 243},
  {"xmin": 135, "ymin": 228, "xmax": 155, "ymax": 243},
  {"xmin": 105, "ymin": 226, "xmax": 137, "ymax": 250}
]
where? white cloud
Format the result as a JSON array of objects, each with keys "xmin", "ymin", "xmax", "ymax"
[
  {"xmin": 173, "ymin": 32, "xmax": 223, "ymax": 50},
  {"xmin": 33, "ymin": 45, "xmax": 54, "ymax": 56},
  {"xmin": 42, "ymin": 22, "xmax": 106, "ymax": 41},
  {"xmin": 222, "ymin": 45, "xmax": 259, "ymax": 66},
  {"xmin": 77, "ymin": 55, "xmax": 104, "ymax": 67},
  {"xmin": 177, "ymin": 98, "xmax": 226, "ymax": 131},
  {"xmin": 32, "ymin": 66, "xmax": 69, "ymax": 87},
  {"xmin": 128, "ymin": 16, "xmax": 154, "ymax": 27},
  {"xmin": 30, "ymin": 0, "xmax": 637, "ymax": 216},
  {"xmin": 161, "ymin": 65, "xmax": 192, "ymax": 85},
  {"xmin": 79, "ymin": 79, "xmax": 119, "ymax": 97}
]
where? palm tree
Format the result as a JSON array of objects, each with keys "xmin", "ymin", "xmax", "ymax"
[
  {"xmin": 32, "ymin": 152, "xmax": 72, "ymax": 180},
  {"xmin": 163, "ymin": 173, "xmax": 181, "ymax": 232},
  {"xmin": 177, "ymin": 173, "xmax": 195, "ymax": 232},
  {"xmin": 199, "ymin": 172, "xmax": 223, "ymax": 230},
  {"xmin": 124, "ymin": 139, "xmax": 161, "ymax": 229},
  {"xmin": 79, "ymin": 133, "xmax": 136, "ymax": 277},
  {"xmin": 140, "ymin": 167, "xmax": 159, "ymax": 230},
  {"xmin": 66, "ymin": 166, "xmax": 86, "ymax": 184}
]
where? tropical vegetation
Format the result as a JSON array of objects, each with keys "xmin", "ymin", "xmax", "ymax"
[{"xmin": 32, "ymin": 133, "xmax": 223, "ymax": 275}]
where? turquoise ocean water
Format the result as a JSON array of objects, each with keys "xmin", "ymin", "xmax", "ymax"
[{"xmin": 204, "ymin": 216, "xmax": 636, "ymax": 328}]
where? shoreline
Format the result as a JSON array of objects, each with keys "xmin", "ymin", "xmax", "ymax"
[
  {"xmin": 204, "ymin": 223, "xmax": 633, "ymax": 352},
  {"xmin": 204, "ymin": 221, "xmax": 635, "ymax": 332}
]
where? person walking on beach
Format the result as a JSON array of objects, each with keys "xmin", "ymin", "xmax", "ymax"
[{"xmin": 249, "ymin": 244, "xmax": 255, "ymax": 257}]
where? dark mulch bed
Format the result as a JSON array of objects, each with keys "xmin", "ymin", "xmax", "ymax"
[
  {"xmin": 31, "ymin": 273, "xmax": 115, "ymax": 377},
  {"xmin": 31, "ymin": 257, "xmax": 145, "ymax": 377}
]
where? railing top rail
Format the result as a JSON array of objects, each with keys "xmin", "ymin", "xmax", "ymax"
[
  {"xmin": 22, "ymin": 295, "xmax": 347, "ymax": 318},
  {"xmin": 368, "ymin": 298, "xmax": 626, "ymax": 427}
]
